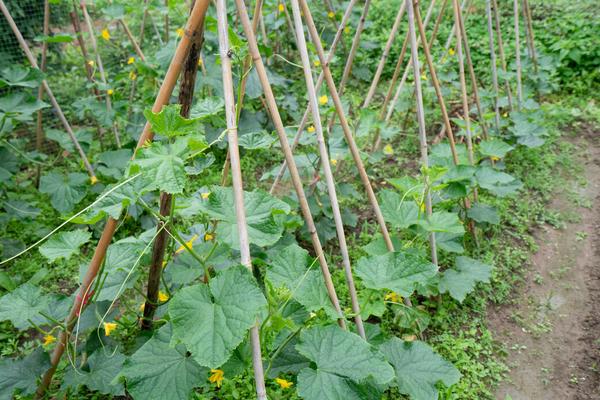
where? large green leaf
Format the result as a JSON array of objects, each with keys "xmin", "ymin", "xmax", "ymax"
[
  {"xmin": 511, "ymin": 114, "xmax": 547, "ymax": 148},
  {"xmin": 131, "ymin": 141, "xmax": 187, "ymax": 194},
  {"xmin": 0, "ymin": 65, "xmax": 44, "ymax": 88},
  {"xmin": 379, "ymin": 189, "xmax": 420, "ymax": 229},
  {"xmin": 238, "ymin": 130, "xmax": 276, "ymax": 149},
  {"xmin": 467, "ymin": 203, "xmax": 500, "ymax": 225},
  {"xmin": 478, "ymin": 140, "xmax": 514, "ymax": 159},
  {"xmin": 381, "ymin": 338, "xmax": 461, "ymax": 400},
  {"xmin": 0, "ymin": 348, "xmax": 50, "ymax": 399},
  {"xmin": 296, "ymin": 325, "xmax": 394, "ymax": 400},
  {"xmin": 475, "ymin": 166, "xmax": 523, "ymax": 197},
  {"xmin": 0, "ymin": 284, "xmax": 52, "ymax": 329},
  {"xmin": 39, "ymin": 229, "xmax": 91, "ymax": 262},
  {"xmin": 439, "ymin": 256, "xmax": 493, "ymax": 302},
  {"xmin": 64, "ymin": 351, "xmax": 125, "ymax": 396},
  {"xmin": 118, "ymin": 324, "xmax": 208, "ymax": 400},
  {"xmin": 72, "ymin": 179, "xmax": 143, "ymax": 224},
  {"xmin": 39, "ymin": 172, "xmax": 88, "ymax": 214},
  {"xmin": 144, "ymin": 104, "xmax": 203, "ymax": 138},
  {"xmin": 169, "ymin": 266, "xmax": 267, "ymax": 368},
  {"xmin": 356, "ymin": 252, "xmax": 438, "ymax": 297},
  {"xmin": 198, "ymin": 186, "xmax": 291, "ymax": 249},
  {"xmin": 417, "ymin": 211, "xmax": 465, "ymax": 234},
  {"xmin": 95, "ymin": 239, "xmax": 147, "ymax": 302}
]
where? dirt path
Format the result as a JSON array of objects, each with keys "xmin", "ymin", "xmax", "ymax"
[{"xmin": 490, "ymin": 126, "xmax": 600, "ymax": 400}]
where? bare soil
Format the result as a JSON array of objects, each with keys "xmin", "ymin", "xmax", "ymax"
[{"xmin": 490, "ymin": 126, "xmax": 600, "ymax": 400}]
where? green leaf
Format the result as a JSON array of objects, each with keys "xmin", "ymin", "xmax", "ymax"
[
  {"xmin": 46, "ymin": 128, "xmax": 93, "ymax": 154},
  {"xmin": 169, "ymin": 266, "xmax": 267, "ymax": 368},
  {"xmin": 381, "ymin": 338, "xmax": 461, "ymax": 400},
  {"xmin": 97, "ymin": 149, "xmax": 132, "ymax": 180},
  {"xmin": 439, "ymin": 256, "xmax": 493, "ymax": 302},
  {"xmin": 95, "ymin": 239, "xmax": 147, "ymax": 302},
  {"xmin": 0, "ymin": 65, "xmax": 44, "ymax": 88},
  {"xmin": 467, "ymin": 203, "xmax": 500, "ymax": 225},
  {"xmin": 119, "ymin": 324, "xmax": 208, "ymax": 400},
  {"xmin": 198, "ymin": 187, "xmax": 291, "ymax": 250},
  {"xmin": 417, "ymin": 211, "xmax": 465, "ymax": 234},
  {"xmin": 0, "ymin": 348, "xmax": 50, "ymax": 398},
  {"xmin": 478, "ymin": 140, "xmax": 514, "ymax": 159},
  {"xmin": 0, "ymin": 284, "xmax": 51, "ymax": 329},
  {"xmin": 379, "ymin": 189, "xmax": 421, "ymax": 229},
  {"xmin": 39, "ymin": 172, "xmax": 88, "ymax": 214},
  {"xmin": 511, "ymin": 114, "xmax": 547, "ymax": 148},
  {"xmin": 131, "ymin": 141, "xmax": 187, "ymax": 194},
  {"xmin": 435, "ymin": 232, "xmax": 464, "ymax": 254},
  {"xmin": 39, "ymin": 229, "xmax": 91, "ymax": 262},
  {"xmin": 475, "ymin": 166, "xmax": 523, "ymax": 197},
  {"xmin": 296, "ymin": 325, "xmax": 394, "ymax": 400},
  {"xmin": 72, "ymin": 179, "xmax": 143, "ymax": 224},
  {"xmin": 64, "ymin": 351, "xmax": 125, "ymax": 396},
  {"xmin": 238, "ymin": 130, "xmax": 276, "ymax": 149},
  {"xmin": 144, "ymin": 104, "xmax": 203, "ymax": 138},
  {"xmin": 356, "ymin": 252, "xmax": 438, "ymax": 297}
]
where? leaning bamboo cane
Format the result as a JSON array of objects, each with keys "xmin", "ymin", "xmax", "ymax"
[
  {"xmin": 362, "ymin": 1, "xmax": 406, "ymax": 107},
  {"xmin": 442, "ymin": 0, "xmax": 468, "ymax": 52},
  {"xmin": 491, "ymin": 0, "xmax": 513, "ymax": 111},
  {"xmin": 0, "ymin": 0, "xmax": 96, "ymax": 180},
  {"xmin": 513, "ymin": 0, "xmax": 523, "ymax": 108},
  {"xmin": 80, "ymin": 1, "xmax": 121, "ymax": 147},
  {"xmin": 33, "ymin": 3, "xmax": 210, "ymax": 397},
  {"xmin": 215, "ymin": 2, "xmax": 267, "ymax": 397},
  {"xmin": 139, "ymin": 0, "xmax": 149, "ymax": 47},
  {"xmin": 406, "ymin": 0, "xmax": 438, "ymax": 266},
  {"xmin": 299, "ymin": 0, "xmax": 396, "ymax": 253},
  {"xmin": 290, "ymin": 0, "xmax": 366, "ymax": 340},
  {"xmin": 234, "ymin": 0, "xmax": 347, "ymax": 329},
  {"xmin": 35, "ymin": 0, "xmax": 49, "ymax": 188},
  {"xmin": 119, "ymin": 18, "xmax": 146, "ymax": 61},
  {"xmin": 486, "ymin": 0, "xmax": 501, "ymax": 133}
]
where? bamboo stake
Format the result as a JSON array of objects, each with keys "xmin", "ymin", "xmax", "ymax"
[
  {"xmin": 33, "ymin": 3, "xmax": 210, "ymax": 397},
  {"xmin": 521, "ymin": 0, "xmax": 537, "ymax": 73},
  {"xmin": 35, "ymin": 0, "xmax": 49, "ymax": 188},
  {"xmin": 362, "ymin": 1, "xmax": 406, "ymax": 107},
  {"xmin": 69, "ymin": 2, "xmax": 95, "ymax": 86},
  {"xmin": 290, "ymin": 0, "xmax": 365, "ymax": 340},
  {"xmin": 119, "ymin": 19, "xmax": 146, "ymax": 61},
  {"xmin": 215, "ymin": 2, "xmax": 267, "ymax": 397},
  {"xmin": 299, "ymin": 0, "xmax": 396, "ymax": 253},
  {"xmin": 164, "ymin": 0, "xmax": 169, "ymax": 42},
  {"xmin": 0, "ymin": 0, "xmax": 96, "ymax": 180},
  {"xmin": 80, "ymin": 1, "xmax": 121, "ymax": 148},
  {"xmin": 491, "ymin": 0, "xmax": 513, "ymax": 111},
  {"xmin": 406, "ymin": 0, "xmax": 438, "ymax": 266},
  {"xmin": 269, "ymin": 0, "xmax": 359, "ymax": 193},
  {"xmin": 234, "ymin": 0, "xmax": 347, "ymax": 329},
  {"xmin": 139, "ymin": 0, "xmax": 149, "ymax": 47},
  {"xmin": 513, "ymin": 0, "xmax": 523, "ymax": 108},
  {"xmin": 486, "ymin": 0, "xmax": 501, "ymax": 133}
]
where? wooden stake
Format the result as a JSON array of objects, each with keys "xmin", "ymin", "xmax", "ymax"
[
  {"xmin": 139, "ymin": 0, "xmax": 149, "ymax": 47},
  {"xmin": 491, "ymin": 0, "xmax": 513, "ymax": 111},
  {"xmin": 521, "ymin": 0, "xmax": 537, "ymax": 73},
  {"xmin": 290, "ymin": 0, "xmax": 366, "ymax": 340},
  {"xmin": 35, "ymin": 0, "xmax": 49, "ymax": 188},
  {"xmin": 513, "ymin": 0, "xmax": 523, "ymax": 108},
  {"xmin": 486, "ymin": 0, "xmax": 501, "ymax": 133},
  {"xmin": 0, "ymin": 0, "xmax": 96, "ymax": 180},
  {"xmin": 164, "ymin": 0, "xmax": 169, "ymax": 42},
  {"xmin": 406, "ymin": 0, "xmax": 438, "ymax": 265},
  {"xmin": 119, "ymin": 19, "xmax": 146, "ymax": 62},
  {"xmin": 33, "ymin": 3, "xmax": 210, "ymax": 397},
  {"xmin": 234, "ymin": 0, "xmax": 347, "ymax": 329}
]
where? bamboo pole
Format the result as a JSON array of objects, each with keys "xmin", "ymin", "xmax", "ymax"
[
  {"xmin": 289, "ymin": 0, "xmax": 365, "ymax": 340},
  {"xmin": 80, "ymin": 1, "xmax": 121, "ymax": 148},
  {"xmin": 234, "ymin": 0, "xmax": 347, "ymax": 329},
  {"xmin": 139, "ymin": 0, "xmax": 149, "ymax": 47},
  {"xmin": 33, "ymin": 3, "xmax": 210, "ymax": 397},
  {"xmin": 486, "ymin": 0, "xmax": 501, "ymax": 133},
  {"xmin": 299, "ymin": 0, "xmax": 396, "ymax": 253},
  {"xmin": 164, "ymin": 0, "xmax": 169, "ymax": 42},
  {"xmin": 362, "ymin": 1, "xmax": 406, "ymax": 107},
  {"xmin": 35, "ymin": 0, "xmax": 49, "ymax": 188},
  {"xmin": 521, "ymin": 0, "xmax": 537, "ymax": 73},
  {"xmin": 69, "ymin": 2, "xmax": 95, "ymax": 86},
  {"xmin": 119, "ymin": 19, "xmax": 146, "ymax": 62},
  {"xmin": 491, "ymin": 0, "xmax": 513, "ymax": 111},
  {"xmin": 269, "ymin": 0, "xmax": 359, "ymax": 193},
  {"xmin": 406, "ymin": 0, "xmax": 437, "ymax": 266},
  {"xmin": 513, "ymin": 0, "xmax": 523, "ymax": 108},
  {"xmin": 0, "ymin": 0, "xmax": 96, "ymax": 180},
  {"xmin": 215, "ymin": 1, "xmax": 267, "ymax": 397}
]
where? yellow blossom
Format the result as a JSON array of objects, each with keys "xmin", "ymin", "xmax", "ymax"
[
  {"xmin": 275, "ymin": 377, "xmax": 294, "ymax": 389},
  {"xmin": 402, "ymin": 334, "xmax": 417, "ymax": 342},
  {"xmin": 176, "ymin": 28, "xmax": 185, "ymax": 38},
  {"xmin": 319, "ymin": 95, "xmax": 328, "ymax": 105},
  {"xmin": 201, "ymin": 192, "xmax": 211, "ymax": 199},
  {"xmin": 127, "ymin": 57, "xmax": 135, "ymax": 65},
  {"xmin": 330, "ymin": 158, "xmax": 337, "ymax": 166},
  {"xmin": 129, "ymin": 71, "xmax": 137, "ymax": 80},
  {"xmin": 313, "ymin": 60, "xmax": 321, "ymax": 67},
  {"xmin": 344, "ymin": 26, "xmax": 350, "ymax": 35},
  {"xmin": 327, "ymin": 11, "xmax": 335, "ymax": 18},
  {"xmin": 448, "ymin": 47, "xmax": 456, "ymax": 56},
  {"xmin": 384, "ymin": 292, "xmax": 401, "ymax": 303},
  {"xmin": 158, "ymin": 291, "xmax": 169, "ymax": 302},
  {"xmin": 107, "ymin": 89, "xmax": 114, "ymax": 96},
  {"xmin": 87, "ymin": 60, "xmax": 95, "ymax": 67},
  {"xmin": 420, "ymin": 73, "xmax": 428, "ymax": 81},
  {"xmin": 502, "ymin": 112, "xmax": 508, "ymax": 118},
  {"xmin": 307, "ymin": 125, "xmax": 315, "ymax": 133},
  {"xmin": 278, "ymin": 3, "xmax": 284, "ymax": 12},
  {"xmin": 139, "ymin": 303, "xmax": 145, "ymax": 312},
  {"xmin": 383, "ymin": 144, "xmax": 394, "ymax": 155},
  {"xmin": 90, "ymin": 175, "xmax": 99, "ymax": 185},
  {"xmin": 176, "ymin": 234, "xmax": 199, "ymax": 254},
  {"xmin": 103, "ymin": 322, "xmax": 117, "ymax": 336},
  {"xmin": 198, "ymin": 58, "xmax": 203, "ymax": 66},
  {"xmin": 43, "ymin": 334, "xmax": 56, "ymax": 346},
  {"xmin": 101, "ymin": 28, "xmax": 110, "ymax": 41},
  {"xmin": 209, "ymin": 369, "xmax": 224, "ymax": 387},
  {"xmin": 204, "ymin": 233, "xmax": 214, "ymax": 241},
  {"xmin": 491, "ymin": 156, "xmax": 500, "ymax": 161}
]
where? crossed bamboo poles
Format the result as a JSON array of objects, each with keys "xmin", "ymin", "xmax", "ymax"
[{"xmin": 28, "ymin": 0, "xmax": 539, "ymax": 397}]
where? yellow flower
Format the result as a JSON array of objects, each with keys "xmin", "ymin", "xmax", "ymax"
[
  {"xmin": 158, "ymin": 291, "xmax": 169, "ymax": 302},
  {"xmin": 201, "ymin": 192, "xmax": 211, "ymax": 199},
  {"xmin": 139, "ymin": 303, "xmax": 145, "ymax": 312},
  {"xmin": 204, "ymin": 233, "xmax": 214, "ymax": 241},
  {"xmin": 129, "ymin": 71, "xmax": 137, "ymax": 80},
  {"xmin": 90, "ymin": 175, "xmax": 99, "ymax": 185},
  {"xmin": 383, "ymin": 144, "xmax": 394, "ymax": 155},
  {"xmin": 420, "ymin": 73, "xmax": 428, "ymax": 81},
  {"xmin": 328, "ymin": 11, "xmax": 335, "ymax": 18},
  {"xmin": 176, "ymin": 28, "xmax": 185, "ymax": 38},
  {"xmin": 107, "ymin": 89, "xmax": 114, "ymax": 96},
  {"xmin": 127, "ymin": 57, "xmax": 135, "ymax": 65},
  {"xmin": 275, "ymin": 377, "xmax": 294, "ymax": 389},
  {"xmin": 448, "ymin": 47, "xmax": 456, "ymax": 56},
  {"xmin": 278, "ymin": 3, "xmax": 284, "ymax": 12},
  {"xmin": 87, "ymin": 60, "xmax": 95, "ymax": 67},
  {"xmin": 502, "ymin": 112, "xmax": 508, "ymax": 118},
  {"xmin": 384, "ymin": 292, "xmax": 401, "ymax": 303},
  {"xmin": 344, "ymin": 26, "xmax": 351, "ymax": 34},
  {"xmin": 209, "ymin": 369, "xmax": 224, "ymax": 387},
  {"xmin": 175, "ymin": 234, "xmax": 199, "ymax": 254},
  {"xmin": 101, "ymin": 28, "xmax": 110, "ymax": 41},
  {"xmin": 198, "ymin": 58, "xmax": 203, "ymax": 66},
  {"xmin": 319, "ymin": 95, "xmax": 328, "ymax": 105},
  {"xmin": 402, "ymin": 334, "xmax": 417, "ymax": 342},
  {"xmin": 330, "ymin": 158, "xmax": 337, "ymax": 166},
  {"xmin": 491, "ymin": 156, "xmax": 500, "ymax": 161},
  {"xmin": 43, "ymin": 334, "xmax": 56, "ymax": 346},
  {"xmin": 307, "ymin": 125, "xmax": 315, "ymax": 133},
  {"xmin": 103, "ymin": 322, "xmax": 117, "ymax": 336},
  {"xmin": 313, "ymin": 60, "xmax": 321, "ymax": 67}
]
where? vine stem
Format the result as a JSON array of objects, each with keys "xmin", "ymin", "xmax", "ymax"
[
  {"xmin": 233, "ymin": 0, "xmax": 347, "ymax": 330},
  {"xmin": 290, "ymin": 0, "xmax": 366, "ymax": 340},
  {"xmin": 215, "ymin": 1, "xmax": 267, "ymax": 397}
]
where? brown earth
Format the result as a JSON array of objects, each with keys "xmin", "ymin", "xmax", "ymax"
[{"xmin": 490, "ymin": 126, "xmax": 600, "ymax": 400}]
